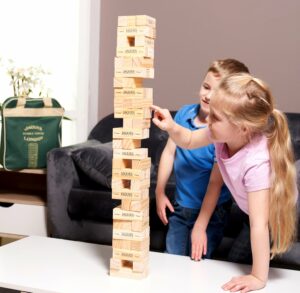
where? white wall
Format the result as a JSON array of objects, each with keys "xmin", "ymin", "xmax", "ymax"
[{"xmin": 99, "ymin": 0, "xmax": 300, "ymax": 118}]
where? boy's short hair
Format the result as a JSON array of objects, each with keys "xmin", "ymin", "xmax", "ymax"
[{"xmin": 208, "ymin": 59, "xmax": 250, "ymax": 77}]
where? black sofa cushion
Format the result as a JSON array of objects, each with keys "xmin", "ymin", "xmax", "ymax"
[
  {"xmin": 67, "ymin": 186, "xmax": 120, "ymax": 222},
  {"xmin": 72, "ymin": 141, "xmax": 113, "ymax": 188}
]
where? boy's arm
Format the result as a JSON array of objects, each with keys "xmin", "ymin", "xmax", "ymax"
[
  {"xmin": 155, "ymin": 138, "xmax": 176, "ymax": 225},
  {"xmin": 222, "ymin": 189, "xmax": 269, "ymax": 292},
  {"xmin": 152, "ymin": 105, "xmax": 212, "ymax": 149},
  {"xmin": 191, "ymin": 163, "xmax": 223, "ymax": 261}
]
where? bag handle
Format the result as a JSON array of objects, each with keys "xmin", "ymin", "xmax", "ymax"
[{"xmin": 16, "ymin": 97, "xmax": 53, "ymax": 108}]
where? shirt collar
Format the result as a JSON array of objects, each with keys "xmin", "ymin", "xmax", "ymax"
[{"xmin": 186, "ymin": 104, "xmax": 202, "ymax": 129}]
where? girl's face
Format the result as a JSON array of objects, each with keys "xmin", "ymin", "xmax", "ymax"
[
  {"xmin": 208, "ymin": 107, "xmax": 243, "ymax": 144},
  {"xmin": 199, "ymin": 71, "xmax": 221, "ymax": 115}
]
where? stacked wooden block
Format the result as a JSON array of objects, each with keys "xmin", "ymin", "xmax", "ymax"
[{"xmin": 109, "ymin": 15, "xmax": 156, "ymax": 279}]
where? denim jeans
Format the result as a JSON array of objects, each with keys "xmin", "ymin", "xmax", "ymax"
[
  {"xmin": 166, "ymin": 200, "xmax": 231, "ymax": 259},
  {"xmin": 227, "ymin": 207, "xmax": 252, "ymax": 264}
]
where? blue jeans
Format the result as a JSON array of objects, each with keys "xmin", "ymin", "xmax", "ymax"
[{"xmin": 166, "ymin": 200, "xmax": 231, "ymax": 258}]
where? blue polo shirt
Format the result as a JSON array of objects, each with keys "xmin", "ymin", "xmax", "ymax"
[{"xmin": 174, "ymin": 104, "xmax": 230, "ymax": 209}]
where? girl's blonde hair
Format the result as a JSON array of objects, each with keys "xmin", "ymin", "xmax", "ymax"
[
  {"xmin": 212, "ymin": 73, "xmax": 297, "ymax": 257},
  {"xmin": 208, "ymin": 59, "xmax": 250, "ymax": 77}
]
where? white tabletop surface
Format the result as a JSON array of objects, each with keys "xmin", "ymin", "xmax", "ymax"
[{"xmin": 0, "ymin": 236, "xmax": 299, "ymax": 293}]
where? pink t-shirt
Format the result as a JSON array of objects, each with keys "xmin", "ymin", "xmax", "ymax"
[{"xmin": 214, "ymin": 135, "xmax": 271, "ymax": 215}]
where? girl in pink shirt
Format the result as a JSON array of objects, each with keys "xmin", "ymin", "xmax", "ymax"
[{"xmin": 152, "ymin": 73, "xmax": 297, "ymax": 293}]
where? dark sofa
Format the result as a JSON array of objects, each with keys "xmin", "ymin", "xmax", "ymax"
[{"xmin": 47, "ymin": 112, "xmax": 300, "ymax": 270}]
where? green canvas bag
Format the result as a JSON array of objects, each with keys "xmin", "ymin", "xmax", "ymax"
[{"xmin": 0, "ymin": 96, "xmax": 64, "ymax": 170}]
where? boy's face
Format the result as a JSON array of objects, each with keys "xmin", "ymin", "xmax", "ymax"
[{"xmin": 199, "ymin": 71, "xmax": 221, "ymax": 115}]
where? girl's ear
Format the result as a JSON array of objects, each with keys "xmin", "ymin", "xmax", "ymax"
[{"xmin": 239, "ymin": 124, "xmax": 250, "ymax": 136}]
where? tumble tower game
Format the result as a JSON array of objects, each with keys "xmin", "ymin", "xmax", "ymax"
[{"xmin": 109, "ymin": 15, "xmax": 156, "ymax": 279}]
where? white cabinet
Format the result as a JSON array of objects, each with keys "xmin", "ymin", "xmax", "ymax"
[{"xmin": 0, "ymin": 169, "xmax": 47, "ymax": 238}]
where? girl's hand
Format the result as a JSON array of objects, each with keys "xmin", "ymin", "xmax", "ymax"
[
  {"xmin": 191, "ymin": 226, "xmax": 207, "ymax": 261},
  {"xmin": 151, "ymin": 105, "xmax": 175, "ymax": 132},
  {"xmin": 222, "ymin": 274, "xmax": 266, "ymax": 293}
]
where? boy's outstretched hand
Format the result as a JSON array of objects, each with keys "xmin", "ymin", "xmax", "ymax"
[
  {"xmin": 222, "ymin": 274, "xmax": 266, "ymax": 293},
  {"xmin": 151, "ymin": 105, "xmax": 175, "ymax": 132}
]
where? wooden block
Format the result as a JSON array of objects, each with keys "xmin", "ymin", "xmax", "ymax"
[
  {"xmin": 110, "ymin": 258, "xmax": 123, "ymax": 270},
  {"xmin": 113, "ymin": 158, "xmax": 151, "ymax": 169},
  {"xmin": 112, "ymin": 237, "xmax": 149, "ymax": 251},
  {"xmin": 113, "ymin": 239, "xmax": 132, "ymax": 250},
  {"xmin": 136, "ymin": 15, "xmax": 156, "ymax": 27},
  {"xmin": 112, "ymin": 167, "xmax": 150, "ymax": 180},
  {"xmin": 112, "ymin": 177, "xmax": 150, "ymax": 190},
  {"xmin": 113, "ymin": 218, "xmax": 149, "ymax": 232},
  {"xmin": 113, "ymin": 77, "xmax": 143, "ymax": 88},
  {"xmin": 121, "ymin": 139, "xmax": 141, "ymax": 149},
  {"xmin": 111, "ymin": 179, "xmax": 130, "ymax": 189},
  {"xmin": 114, "ymin": 56, "xmax": 133, "ymax": 68},
  {"xmin": 123, "ymin": 118, "xmax": 151, "ymax": 129},
  {"xmin": 112, "ymin": 239, "xmax": 131, "ymax": 250},
  {"xmin": 113, "ymin": 148, "xmax": 148, "ymax": 159},
  {"xmin": 112, "ymin": 139, "xmax": 123, "ymax": 150},
  {"xmin": 117, "ymin": 15, "xmax": 156, "ymax": 28},
  {"xmin": 113, "ymin": 128, "xmax": 149, "ymax": 139},
  {"xmin": 117, "ymin": 15, "xmax": 136, "ymax": 27},
  {"xmin": 130, "ymin": 178, "xmax": 150, "ymax": 190},
  {"xmin": 115, "ymin": 57, "xmax": 154, "ymax": 69},
  {"xmin": 112, "ymin": 188, "xmax": 149, "ymax": 200},
  {"xmin": 121, "ymin": 197, "xmax": 149, "ymax": 211},
  {"xmin": 114, "ymin": 88, "xmax": 153, "ymax": 99},
  {"xmin": 131, "ymin": 157, "xmax": 151, "ymax": 169},
  {"xmin": 113, "ymin": 205, "xmax": 149, "ymax": 221},
  {"xmin": 112, "ymin": 158, "xmax": 131, "ymax": 169},
  {"xmin": 113, "ymin": 247, "xmax": 149, "ymax": 262},
  {"xmin": 133, "ymin": 258, "xmax": 149, "ymax": 273},
  {"xmin": 117, "ymin": 35, "xmax": 154, "ymax": 48},
  {"xmin": 135, "ymin": 36, "xmax": 155, "ymax": 47},
  {"xmin": 110, "ymin": 267, "xmax": 148, "ymax": 279},
  {"xmin": 131, "ymin": 238, "xmax": 149, "ymax": 251},
  {"xmin": 111, "ymin": 178, "xmax": 150, "ymax": 191},
  {"xmin": 130, "ymin": 197, "xmax": 150, "ymax": 211},
  {"xmin": 110, "ymin": 257, "xmax": 149, "ymax": 278},
  {"xmin": 114, "ymin": 108, "xmax": 152, "ymax": 119},
  {"xmin": 117, "ymin": 26, "xmax": 156, "ymax": 38},
  {"xmin": 112, "ymin": 139, "xmax": 141, "ymax": 150},
  {"xmin": 116, "ymin": 46, "xmax": 154, "ymax": 58},
  {"xmin": 114, "ymin": 67, "xmax": 154, "ymax": 78},
  {"xmin": 132, "ymin": 57, "xmax": 153, "ymax": 68},
  {"xmin": 114, "ymin": 97, "xmax": 152, "ymax": 109},
  {"xmin": 113, "ymin": 226, "xmax": 150, "ymax": 241}
]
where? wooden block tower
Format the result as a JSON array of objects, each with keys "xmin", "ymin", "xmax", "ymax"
[{"xmin": 109, "ymin": 15, "xmax": 156, "ymax": 279}]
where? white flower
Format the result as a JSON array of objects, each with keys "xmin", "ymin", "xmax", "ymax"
[{"xmin": 1, "ymin": 58, "xmax": 51, "ymax": 98}]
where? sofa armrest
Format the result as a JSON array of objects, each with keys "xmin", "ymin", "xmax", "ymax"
[{"xmin": 46, "ymin": 140, "xmax": 102, "ymax": 238}]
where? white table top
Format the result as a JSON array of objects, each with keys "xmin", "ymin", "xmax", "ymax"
[{"xmin": 0, "ymin": 236, "xmax": 299, "ymax": 293}]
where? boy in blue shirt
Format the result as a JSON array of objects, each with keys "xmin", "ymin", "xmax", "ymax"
[{"xmin": 155, "ymin": 59, "xmax": 249, "ymax": 260}]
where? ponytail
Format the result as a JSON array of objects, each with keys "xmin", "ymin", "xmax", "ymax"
[
  {"xmin": 213, "ymin": 73, "xmax": 298, "ymax": 257},
  {"xmin": 267, "ymin": 109, "xmax": 297, "ymax": 257}
]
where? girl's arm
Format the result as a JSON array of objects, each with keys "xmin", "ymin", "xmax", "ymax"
[
  {"xmin": 249, "ymin": 189, "xmax": 270, "ymax": 283},
  {"xmin": 222, "ymin": 189, "xmax": 270, "ymax": 293},
  {"xmin": 151, "ymin": 105, "xmax": 212, "ymax": 149},
  {"xmin": 191, "ymin": 163, "xmax": 223, "ymax": 261}
]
